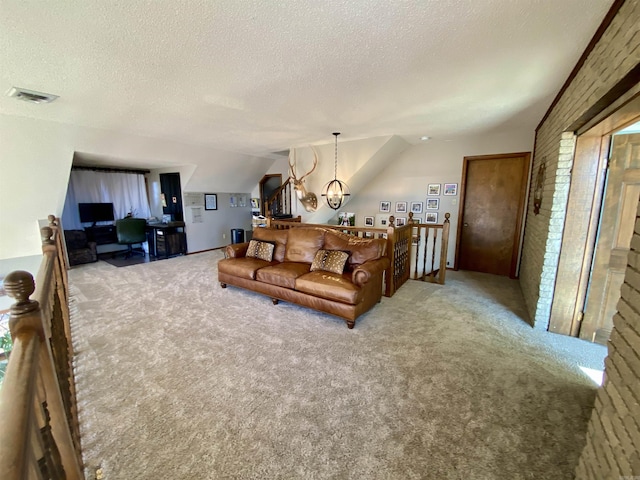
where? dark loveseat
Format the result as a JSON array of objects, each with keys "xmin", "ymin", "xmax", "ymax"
[
  {"xmin": 64, "ymin": 230, "xmax": 98, "ymax": 266},
  {"xmin": 218, "ymin": 226, "xmax": 390, "ymax": 328}
]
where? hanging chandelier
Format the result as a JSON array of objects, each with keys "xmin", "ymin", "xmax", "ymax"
[{"xmin": 321, "ymin": 132, "xmax": 351, "ymax": 210}]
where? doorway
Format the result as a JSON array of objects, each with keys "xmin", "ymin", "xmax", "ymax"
[
  {"xmin": 549, "ymin": 92, "xmax": 640, "ymax": 343},
  {"xmin": 259, "ymin": 174, "xmax": 282, "ymax": 216},
  {"xmin": 455, "ymin": 152, "xmax": 531, "ymax": 278}
]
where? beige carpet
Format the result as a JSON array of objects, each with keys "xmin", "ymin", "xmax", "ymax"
[{"xmin": 69, "ymin": 251, "xmax": 606, "ymax": 480}]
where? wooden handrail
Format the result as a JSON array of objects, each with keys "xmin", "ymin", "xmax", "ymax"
[
  {"xmin": 264, "ymin": 213, "xmax": 452, "ymax": 296},
  {"xmin": 0, "ymin": 217, "xmax": 84, "ymax": 479},
  {"xmin": 265, "ymin": 177, "xmax": 292, "ymax": 218}
]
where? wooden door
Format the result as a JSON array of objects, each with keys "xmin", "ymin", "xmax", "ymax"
[
  {"xmin": 581, "ymin": 133, "xmax": 640, "ymax": 343},
  {"xmin": 455, "ymin": 153, "xmax": 531, "ymax": 278}
]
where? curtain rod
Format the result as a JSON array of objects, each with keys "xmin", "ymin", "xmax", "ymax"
[{"xmin": 72, "ymin": 165, "xmax": 150, "ymax": 174}]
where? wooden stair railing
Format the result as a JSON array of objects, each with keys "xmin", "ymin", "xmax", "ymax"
[
  {"xmin": 265, "ymin": 213, "xmax": 451, "ymax": 297},
  {"xmin": 0, "ymin": 216, "xmax": 84, "ymax": 480},
  {"xmin": 408, "ymin": 212, "xmax": 451, "ymax": 285},
  {"xmin": 264, "ymin": 177, "xmax": 293, "ymax": 219}
]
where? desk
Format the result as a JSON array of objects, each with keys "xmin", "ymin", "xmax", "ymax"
[
  {"xmin": 146, "ymin": 222, "xmax": 187, "ymax": 258},
  {"xmin": 85, "ymin": 225, "xmax": 117, "ymax": 245}
]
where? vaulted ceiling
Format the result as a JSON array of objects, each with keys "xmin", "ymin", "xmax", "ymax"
[{"xmin": 0, "ymin": 0, "xmax": 613, "ymax": 160}]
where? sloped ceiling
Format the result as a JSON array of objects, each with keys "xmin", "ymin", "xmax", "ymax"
[{"xmin": 0, "ymin": 0, "xmax": 613, "ymax": 164}]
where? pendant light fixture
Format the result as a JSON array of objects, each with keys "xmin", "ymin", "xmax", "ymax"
[{"xmin": 321, "ymin": 132, "xmax": 351, "ymax": 210}]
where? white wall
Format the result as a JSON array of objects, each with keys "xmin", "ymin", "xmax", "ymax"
[
  {"xmin": 285, "ymin": 135, "xmax": 411, "ymax": 224},
  {"xmin": 0, "ymin": 113, "xmax": 274, "ymax": 260},
  {"xmin": 148, "ymin": 167, "xmax": 253, "ymax": 252},
  {"xmin": 0, "ymin": 112, "xmax": 533, "ymax": 262},
  {"xmin": 341, "ymin": 129, "xmax": 535, "ymax": 267},
  {"xmin": 0, "ymin": 115, "xmax": 75, "ymax": 259},
  {"xmin": 185, "ymin": 193, "xmax": 252, "ymax": 252}
]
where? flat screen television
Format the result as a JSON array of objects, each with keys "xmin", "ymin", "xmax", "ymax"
[{"xmin": 78, "ymin": 202, "xmax": 115, "ymax": 225}]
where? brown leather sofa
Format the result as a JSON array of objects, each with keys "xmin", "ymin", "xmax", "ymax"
[{"xmin": 218, "ymin": 226, "xmax": 390, "ymax": 328}]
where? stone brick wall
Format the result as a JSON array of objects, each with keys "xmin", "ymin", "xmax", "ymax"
[
  {"xmin": 575, "ymin": 200, "xmax": 640, "ymax": 478},
  {"xmin": 519, "ymin": 0, "xmax": 640, "ymax": 329}
]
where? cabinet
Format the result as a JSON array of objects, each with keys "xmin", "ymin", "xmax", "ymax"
[
  {"xmin": 85, "ymin": 225, "xmax": 117, "ymax": 245},
  {"xmin": 146, "ymin": 222, "xmax": 187, "ymax": 258}
]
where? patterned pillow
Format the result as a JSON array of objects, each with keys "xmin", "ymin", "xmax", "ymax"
[
  {"xmin": 310, "ymin": 249, "xmax": 349, "ymax": 274},
  {"xmin": 246, "ymin": 240, "xmax": 275, "ymax": 262}
]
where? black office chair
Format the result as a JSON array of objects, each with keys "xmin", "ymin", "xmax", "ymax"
[{"xmin": 116, "ymin": 218, "xmax": 147, "ymax": 258}]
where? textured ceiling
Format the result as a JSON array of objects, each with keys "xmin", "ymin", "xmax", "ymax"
[{"xmin": 0, "ymin": 0, "xmax": 613, "ymax": 159}]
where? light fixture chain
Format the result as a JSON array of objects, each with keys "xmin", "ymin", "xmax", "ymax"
[{"xmin": 333, "ymin": 132, "xmax": 340, "ymax": 181}]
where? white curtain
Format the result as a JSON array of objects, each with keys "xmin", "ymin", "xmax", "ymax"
[{"xmin": 62, "ymin": 170, "xmax": 151, "ymax": 230}]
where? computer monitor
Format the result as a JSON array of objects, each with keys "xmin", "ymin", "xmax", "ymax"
[{"xmin": 78, "ymin": 203, "xmax": 115, "ymax": 226}]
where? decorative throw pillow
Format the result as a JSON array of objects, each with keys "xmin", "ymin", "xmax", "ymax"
[
  {"xmin": 246, "ymin": 240, "xmax": 275, "ymax": 262},
  {"xmin": 310, "ymin": 249, "xmax": 349, "ymax": 274}
]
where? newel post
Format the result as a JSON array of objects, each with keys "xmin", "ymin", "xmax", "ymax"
[
  {"xmin": 0, "ymin": 271, "xmax": 42, "ymax": 480},
  {"xmin": 385, "ymin": 216, "xmax": 396, "ymax": 297},
  {"xmin": 5, "ymin": 271, "xmax": 41, "ymax": 335},
  {"xmin": 439, "ymin": 213, "xmax": 451, "ymax": 284}
]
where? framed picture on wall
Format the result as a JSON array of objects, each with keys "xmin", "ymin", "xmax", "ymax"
[
  {"xmin": 395, "ymin": 217, "xmax": 406, "ymax": 227},
  {"xmin": 396, "ymin": 201, "xmax": 407, "ymax": 213},
  {"xmin": 410, "ymin": 202, "xmax": 423, "ymax": 214},
  {"xmin": 444, "ymin": 183, "xmax": 458, "ymax": 195},
  {"xmin": 364, "ymin": 216, "xmax": 374, "ymax": 227},
  {"xmin": 376, "ymin": 214, "xmax": 390, "ymax": 227},
  {"xmin": 204, "ymin": 193, "xmax": 217, "ymax": 210},
  {"xmin": 426, "ymin": 198, "xmax": 439, "ymax": 210},
  {"xmin": 425, "ymin": 212, "xmax": 438, "ymax": 224},
  {"xmin": 380, "ymin": 201, "xmax": 391, "ymax": 212},
  {"xmin": 428, "ymin": 184, "xmax": 441, "ymax": 196}
]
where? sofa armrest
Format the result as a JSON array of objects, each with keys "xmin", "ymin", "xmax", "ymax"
[
  {"xmin": 225, "ymin": 242, "xmax": 249, "ymax": 258},
  {"xmin": 352, "ymin": 257, "xmax": 390, "ymax": 287}
]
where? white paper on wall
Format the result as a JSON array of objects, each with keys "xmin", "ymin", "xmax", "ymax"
[{"xmin": 191, "ymin": 206, "xmax": 204, "ymax": 223}]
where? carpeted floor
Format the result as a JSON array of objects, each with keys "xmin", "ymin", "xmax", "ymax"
[{"xmin": 69, "ymin": 250, "xmax": 606, "ymax": 480}]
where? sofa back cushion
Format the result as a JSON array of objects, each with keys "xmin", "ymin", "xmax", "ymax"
[
  {"xmin": 252, "ymin": 228, "xmax": 288, "ymax": 262},
  {"xmin": 284, "ymin": 228, "xmax": 325, "ymax": 263},
  {"xmin": 324, "ymin": 230, "xmax": 387, "ymax": 268}
]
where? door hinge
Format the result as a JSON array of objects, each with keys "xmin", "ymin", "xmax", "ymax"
[
  {"xmin": 604, "ymin": 158, "xmax": 610, "ymax": 169},
  {"xmin": 577, "ymin": 311, "xmax": 584, "ymax": 323}
]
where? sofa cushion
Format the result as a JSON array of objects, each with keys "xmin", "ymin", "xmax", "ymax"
[
  {"xmin": 310, "ymin": 249, "xmax": 349, "ymax": 274},
  {"xmin": 324, "ymin": 231, "xmax": 386, "ymax": 268},
  {"xmin": 295, "ymin": 271, "xmax": 363, "ymax": 305},
  {"xmin": 256, "ymin": 262, "xmax": 311, "ymax": 289},
  {"xmin": 284, "ymin": 228, "xmax": 325, "ymax": 263},
  {"xmin": 218, "ymin": 257, "xmax": 272, "ymax": 280},
  {"xmin": 246, "ymin": 240, "xmax": 275, "ymax": 262},
  {"xmin": 252, "ymin": 228, "xmax": 288, "ymax": 263}
]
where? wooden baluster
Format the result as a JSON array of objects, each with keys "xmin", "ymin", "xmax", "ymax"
[
  {"xmin": 413, "ymin": 225, "xmax": 420, "ymax": 280},
  {"xmin": 431, "ymin": 226, "xmax": 437, "ymax": 281},
  {"xmin": 420, "ymin": 225, "xmax": 429, "ymax": 282}
]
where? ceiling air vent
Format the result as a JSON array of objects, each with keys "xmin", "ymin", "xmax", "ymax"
[{"xmin": 6, "ymin": 87, "xmax": 58, "ymax": 104}]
